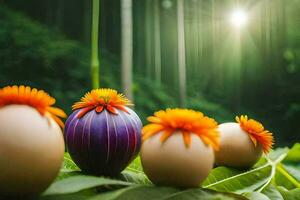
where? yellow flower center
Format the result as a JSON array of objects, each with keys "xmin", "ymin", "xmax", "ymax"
[{"xmin": 72, "ymin": 88, "xmax": 132, "ymax": 118}]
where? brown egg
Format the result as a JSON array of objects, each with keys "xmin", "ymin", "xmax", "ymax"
[
  {"xmin": 0, "ymin": 105, "xmax": 64, "ymax": 196},
  {"xmin": 141, "ymin": 131, "xmax": 214, "ymax": 187},
  {"xmin": 215, "ymin": 122, "xmax": 262, "ymax": 168}
]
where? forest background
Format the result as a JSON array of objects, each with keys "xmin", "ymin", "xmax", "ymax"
[{"xmin": 0, "ymin": 0, "xmax": 299, "ymax": 146}]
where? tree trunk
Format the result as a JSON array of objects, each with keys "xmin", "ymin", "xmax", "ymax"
[
  {"xmin": 121, "ymin": 0, "xmax": 133, "ymax": 100},
  {"xmin": 177, "ymin": 0, "xmax": 186, "ymax": 106},
  {"xmin": 91, "ymin": 0, "xmax": 100, "ymax": 89},
  {"xmin": 145, "ymin": 0, "xmax": 153, "ymax": 78},
  {"xmin": 83, "ymin": 0, "xmax": 91, "ymax": 44},
  {"xmin": 154, "ymin": 0, "xmax": 161, "ymax": 85},
  {"xmin": 55, "ymin": 0, "xmax": 64, "ymax": 30}
]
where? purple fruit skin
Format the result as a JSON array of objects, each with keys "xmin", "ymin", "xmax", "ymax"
[{"xmin": 64, "ymin": 107, "xmax": 142, "ymax": 176}]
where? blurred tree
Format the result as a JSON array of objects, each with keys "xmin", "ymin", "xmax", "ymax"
[
  {"xmin": 154, "ymin": 0, "xmax": 162, "ymax": 85},
  {"xmin": 121, "ymin": 0, "xmax": 133, "ymax": 100},
  {"xmin": 177, "ymin": 0, "xmax": 186, "ymax": 106},
  {"xmin": 91, "ymin": 0, "xmax": 100, "ymax": 88},
  {"xmin": 1, "ymin": 0, "xmax": 299, "ymax": 145},
  {"xmin": 145, "ymin": 0, "xmax": 153, "ymax": 79}
]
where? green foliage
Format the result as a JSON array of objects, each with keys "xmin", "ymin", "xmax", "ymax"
[
  {"xmin": 62, "ymin": 153, "xmax": 80, "ymax": 172},
  {"xmin": 277, "ymin": 187, "xmax": 300, "ymax": 200},
  {"xmin": 134, "ymin": 78, "xmax": 176, "ymax": 122},
  {"xmin": 88, "ymin": 186, "xmax": 244, "ymax": 200},
  {"xmin": 285, "ymin": 143, "xmax": 300, "ymax": 163},
  {"xmin": 187, "ymin": 95, "xmax": 233, "ymax": 123},
  {"xmin": 1, "ymin": 0, "xmax": 300, "ymax": 147},
  {"xmin": 203, "ymin": 149, "xmax": 291, "ymax": 194},
  {"xmin": 0, "ymin": 4, "xmax": 121, "ymax": 115},
  {"xmin": 35, "ymin": 145, "xmax": 300, "ymax": 200},
  {"xmin": 243, "ymin": 192, "xmax": 270, "ymax": 200},
  {"xmin": 0, "ymin": 2, "xmax": 299, "ymax": 199},
  {"xmin": 121, "ymin": 156, "xmax": 151, "ymax": 184},
  {"xmin": 0, "ymin": 5, "xmax": 232, "ymax": 125},
  {"xmin": 44, "ymin": 176, "xmax": 132, "ymax": 196}
]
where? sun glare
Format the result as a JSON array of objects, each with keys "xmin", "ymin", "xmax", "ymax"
[{"xmin": 230, "ymin": 9, "xmax": 248, "ymax": 28}]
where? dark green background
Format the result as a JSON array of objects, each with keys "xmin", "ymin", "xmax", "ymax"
[{"xmin": 0, "ymin": 0, "xmax": 299, "ymax": 146}]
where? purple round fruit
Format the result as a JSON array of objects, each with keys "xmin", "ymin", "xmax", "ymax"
[{"xmin": 64, "ymin": 89, "xmax": 142, "ymax": 176}]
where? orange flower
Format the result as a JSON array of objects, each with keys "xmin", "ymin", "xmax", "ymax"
[
  {"xmin": 142, "ymin": 108, "xmax": 219, "ymax": 150},
  {"xmin": 72, "ymin": 88, "xmax": 132, "ymax": 118},
  {"xmin": 0, "ymin": 85, "xmax": 66, "ymax": 128},
  {"xmin": 236, "ymin": 115, "xmax": 274, "ymax": 153}
]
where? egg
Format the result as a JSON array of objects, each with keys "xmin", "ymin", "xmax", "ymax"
[
  {"xmin": 0, "ymin": 105, "xmax": 64, "ymax": 196},
  {"xmin": 140, "ymin": 108, "xmax": 219, "ymax": 187},
  {"xmin": 141, "ymin": 131, "xmax": 214, "ymax": 187},
  {"xmin": 215, "ymin": 122, "xmax": 262, "ymax": 168}
]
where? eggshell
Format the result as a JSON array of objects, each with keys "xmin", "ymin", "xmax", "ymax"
[
  {"xmin": 141, "ymin": 131, "xmax": 214, "ymax": 187},
  {"xmin": 215, "ymin": 122, "xmax": 262, "ymax": 168},
  {"xmin": 0, "ymin": 105, "xmax": 64, "ymax": 196}
]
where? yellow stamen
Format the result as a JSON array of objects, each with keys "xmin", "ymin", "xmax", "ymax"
[{"xmin": 73, "ymin": 88, "xmax": 132, "ymax": 118}]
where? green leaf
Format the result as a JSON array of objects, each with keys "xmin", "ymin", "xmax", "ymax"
[
  {"xmin": 243, "ymin": 184, "xmax": 285, "ymax": 200},
  {"xmin": 156, "ymin": 189, "xmax": 246, "ymax": 200},
  {"xmin": 57, "ymin": 153, "xmax": 81, "ymax": 180},
  {"xmin": 267, "ymin": 148, "xmax": 289, "ymax": 162},
  {"xmin": 277, "ymin": 187, "xmax": 300, "ymax": 200},
  {"xmin": 62, "ymin": 153, "xmax": 80, "ymax": 172},
  {"xmin": 275, "ymin": 164, "xmax": 300, "ymax": 189},
  {"xmin": 57, "ymin": 171, "xmax": 82, "ymax": 180},
  {"xmin": 126, "ymin": 156, "xmax": 143, "ymax": 172},
  {"xmin": 261, "ymin": 184, "xmax": 284, "ymax": 200},
  {"xmin": 285, "ymin": 144, "xmax": 300, "ymax": 163},
  {"xmin": 243, "ymin": 192, "xmax": 270, "ymax": 200},
  {"xmin": 283, "ymin": 164, "xmax": 300, "ymax": 181},
  {"xmin": 203, "ymin": 149, "xmax": 289, "ymax": 194},
  {"xmin": 46, "ymin": 146, "xmax": 300, "ymax": 199},
  {"xmin": 123, "ymin": 156, "xmax": 151, "ymax": 184},
  {"xmin": 43, "ymin": 175, "xmax": 132, "ymax": 196},
  {"xmin": 203, "ymin": 165, "xmax": 272, "ymax": 194},
  {"xmin": 88, "ymin": 185, "xmax": 246, "ymax": 200},
  {"xmin": 39, "ymin": 191, "xmax": 96, "ymax": 200},
  {"xmin": 121, "ymin": 170, "xmax": 151, "ymax": 184},
  {"xmin": 88, "ymin": 185, "xmax": 178, "ymax": 200}
]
